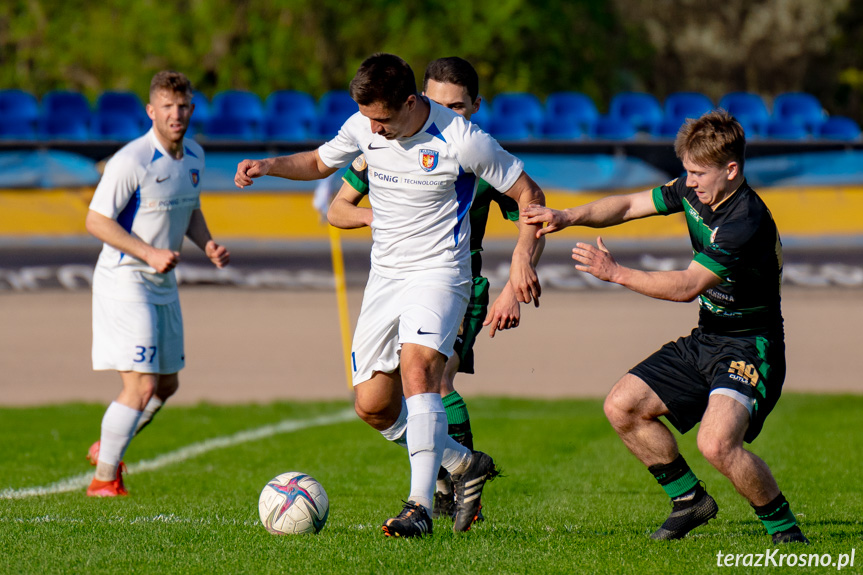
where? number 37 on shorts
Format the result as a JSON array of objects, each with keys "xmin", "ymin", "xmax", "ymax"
[{"xmin": 133, "ymin": 346, "xmax": 157, "ymax": 363}]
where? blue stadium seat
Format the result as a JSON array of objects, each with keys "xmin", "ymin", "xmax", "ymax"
[
  {"xmin": 265, "ymin": 90, "xmax": 317, "ymax": 132},
  {"xmin": 97, "ymin": 91, "xmax": 147, "ymax": 120},
  {"xmin": 591, "ymin": 117, "xmax": 638, "ymax": 140},
  {"xmin": 663, "ymin": 91, "xmax": 714, "ymax": 123},
  {"xmin": 491, "ymin": 92, "xmax": 544, "ymax": 133},
  {"xmin": 764, "ymin": 120, "xmax": 809, "ymax": 140},
  {"xmin": 544, "ymin": 92, "xmax": 599, "ymax": 133},
  {"xmin": 204, "ymin": 116, "xmax": 259, "ymax": 140},
  {"xmin": 90, "ymin": 113, "xmax": 147, "ymax": 141},
  {"xmin": 816, "ymin": 116, "xmax": 862, "ymax": 141},
  {"xmin": 469, "ymin": 98, "xmax": 491, "ymax": 128},
  {"xmin": 0, "ymin": 118, "xmax": 37, "ymax": 140},
  {"xmin": 316, "ymin": 90, "xmax": 357, "ymax": 138},
  {"xmin": 41, "ymin": 90, "xmax": 91, "ymax": 120},
  {"xmin": 210, "ymin": 90, "xmax": 264, "ymax": 130},
  {"xmin": 484, "ymin": 117, "xmax": 532, "ymax": 141},
  {"xmin": 718, "ymin": 92, "xmax": 770, "ymax": 135},
  {"xmin": 592, "ymin": 117, "xmax": 638, "ymax": 140},
  {"xmin": 538, "ymin": 117, "xmax": 584, "ymax": 140},
  {"xmin": 772, "ymin": 92, "xmax": 825, "ymax": 132},
  {"xmin": 651, "ymin": 118, "xmax": 686, "ymax": 139},
  {"xmin": 264, "ymin": 116, "xmax": 309, "ymax": 141},
  {"xmin": 39, "ymin": 115, "xmax": 90, "ymax": 140},
  {"xmin": 609, "ymin": 92, "xmax": 662, "ymax": 132},
  {"xmin": 189, "ymin": 90, "xmax": 211, "ymax": 134},
  {"xmin": 0, "ymin": 89, "xmax": 40, "ymax": 124}
]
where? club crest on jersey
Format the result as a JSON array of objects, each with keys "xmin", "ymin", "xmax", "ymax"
[
  {"xmin": 189, "ymin": 169, "xmax": 200, "ymax": 187},
  {"xmin": 419, "ymin": 149, "xmax": 439, "ymax": 172}
]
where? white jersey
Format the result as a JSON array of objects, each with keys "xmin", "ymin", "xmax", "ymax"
[
  {"xmin": 318, "ymin": 100, "xmax": 524, "ymax": 279},
  {"xmin": 89, "ymin": 128, "xmax": 204, "ymax": 304}
]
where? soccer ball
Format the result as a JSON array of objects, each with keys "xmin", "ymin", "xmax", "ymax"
[{"xmin": 258, "ymin": 472, "xmax": 329, "ymax": 535}]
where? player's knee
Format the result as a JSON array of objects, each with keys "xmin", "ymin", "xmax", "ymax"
[
  {"xmin": 697, "ymin": 433, "xmax": 737, "ymax": 471},
  {"xmin": 604, "ymin": 387, "xmax": 636, "ymax": 429},
  {"xmin": 353, "ymin": 395, "xmax": 396, "ymax": 430}
]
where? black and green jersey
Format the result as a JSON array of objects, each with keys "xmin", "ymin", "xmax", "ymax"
[
  {"xmin": 343, "ymin": 159, "xmax": 519, "ymax": 280},
  {"xmin": 652, "ymin": 178, "xmax": 783, "ymax": 335}
]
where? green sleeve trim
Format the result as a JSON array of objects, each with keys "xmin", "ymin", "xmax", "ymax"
[
  {"xmin": 652, "ymin": 186, "xmax": 668, "ymax": 214},
  {"xmin": 693, "ymin": 253, "xmax": 728, "ymax": 278},
  {"xmin": 342, "ymin": 170, "xmax": 369, "ymax": 196}
]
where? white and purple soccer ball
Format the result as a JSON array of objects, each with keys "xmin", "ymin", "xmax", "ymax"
[{"xmin": 258, "ymin": 472, "xmax": 329, "ymax": 535}]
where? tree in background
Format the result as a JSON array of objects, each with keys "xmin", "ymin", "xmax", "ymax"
[
  {"xmin": 0, "ymin": 0, "xmax": 858, "ymax": 120},
  {"xmin": 611, "ymin": 0, "xmax": 849, "ymax": 106}
]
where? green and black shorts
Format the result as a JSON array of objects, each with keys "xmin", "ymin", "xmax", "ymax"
[
  {"xmin": 629, "ymin": 327, "xmax": 786, "ymax": 443},
  {"xmin": 452, "ymin": 276, "xmax": 490, "ymax": 374}
]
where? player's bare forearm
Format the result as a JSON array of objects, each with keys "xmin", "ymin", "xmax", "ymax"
[
  {"xmin": 234, "ymin": 150, "xmax": 336, "ymax": 188},
  {"xmin": 85, "ymin": 210, "xmax": 178, "ymax": 273},
  {"xmin": 572, "ymin": 238, "xmax": 720, "ymax": 302},
  {"xmin": 524, "ymin": 190, "xmax": 658, "ymax": 236},
  {"xmin": 186, "ymin": 209, "xmax": 230, "ymax": 268},
  {"xmin": 506, "ymin": 172, "xmax": 544, "ymax": 305},
  {"xmin": 327, "ymin": 184, "xmax": 372, "ymax": 229}
]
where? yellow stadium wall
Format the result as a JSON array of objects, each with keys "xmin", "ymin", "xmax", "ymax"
[{"xmin": 2, "ymin": 187, "xmax": 862, "ymax": 240}]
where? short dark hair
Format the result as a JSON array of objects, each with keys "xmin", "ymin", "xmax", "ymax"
[
  {"xmin": 349, "ymin": 53, "xmax": 418, "ymax": 111},
  {"xmin": 675, "ymin": 109, "xmax": 746, "ymax": 168},
  {"xmin": 149, "ymin": 70, "xmax": 193, "ymax": 100},
  {"xmin": 423, "ymin": 57, "xmax": 479, "ymax": 102}
]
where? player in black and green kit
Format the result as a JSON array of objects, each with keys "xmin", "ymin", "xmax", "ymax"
[
  {"xmin": 524, "ymin": 110, "xmax": 807, "ymax": 544},
  {"xmin": 329, "ymin": 57, "xmax": 543, "ymax": 521}
]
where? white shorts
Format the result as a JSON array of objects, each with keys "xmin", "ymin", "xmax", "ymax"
[
  {"xmin": 92, "ymin": 293, "xmax": 185, "ymax": 374},
  {"xmin": 350, "ymin": 270, "xmax": 470, "ymax": 386}
]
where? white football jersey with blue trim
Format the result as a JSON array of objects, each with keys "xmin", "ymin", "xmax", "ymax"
[
  {"xmin": 318, "ymin": 100, "xmax": 523, "ymax": 279},
  {"xmin": 89, "ymin": 128, "xmax": 204, "ymax": 303}
]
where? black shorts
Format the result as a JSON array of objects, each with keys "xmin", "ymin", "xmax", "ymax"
[
  {"xmin": 629, "ymin": 327, "xmax": 785, "ymax": 443},
  {"xmin": 452, "ymin": 276, "xmax": 490, "ymax": 375}
]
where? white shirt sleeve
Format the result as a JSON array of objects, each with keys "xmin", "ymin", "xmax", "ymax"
[
  {"xmin": 89, "ymin": 152, "xmax": 142, "ymax": 219},
  {"xmin": 317, "ymin": 112, "xmax": 364, "ymax": 169},
  {"xmin": 455, "ymin": 124, "xmax": 524, "ymax": 193}
]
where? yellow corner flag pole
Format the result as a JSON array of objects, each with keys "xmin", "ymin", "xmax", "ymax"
[{"xmin": 328, "ymin": 223, "xmax": 353, "ymax": 390}]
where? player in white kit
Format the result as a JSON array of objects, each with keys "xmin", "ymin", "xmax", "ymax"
[
  {"xmin": 234, "ymin": 53, "xmax": 544, "ymax": 536},
  {"xmin": 85, "ymin": 71, "xmax": 230, "ymax": 497}
]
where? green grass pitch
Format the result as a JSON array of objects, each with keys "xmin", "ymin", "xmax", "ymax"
[{"xmin": 1, "ymin": 396, "xmax": 861, "ymax": 574}]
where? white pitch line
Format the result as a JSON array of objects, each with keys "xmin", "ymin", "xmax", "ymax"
[{"xmin": 0, "ymin": 408, "xmax": 356, "ymax": 500}]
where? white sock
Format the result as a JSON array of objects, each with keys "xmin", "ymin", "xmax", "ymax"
[
  {"xmin": 441, "ymin": 436, "xmax": 472, "ymax": 475},
  {"xmin": 379, "ymin": 397, "xmax": 408, "ymax": 448},
  {"xmin": 134, "ymin": 397, "xmax": 164, "ymax": 434},
  {"xmin": 405, "ymin": 393, "xmax": 448, "ymax": 513},
  {"xmin": 98, "ymin": 402, "xmax": 142, "ymax": 475}
]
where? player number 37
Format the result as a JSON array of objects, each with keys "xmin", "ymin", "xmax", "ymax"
[{"xmin": 133, "ymin": 346, "xmax": 157, "ymax": 363}]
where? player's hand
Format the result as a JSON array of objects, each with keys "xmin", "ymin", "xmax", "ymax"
[
  {"xmin": 483, "ymin": 283, "xmax": 521, "ymax": 337},
  {"xmin": 145, "ymin": 248, "xmax": 180, "ymax": 273},
  {"xmin": 572, "ymin": 236, "xmax": 618, "ymax": 282},
  {"xmin": 234, "ymin": 158, "xmax": 273, "ymax": 188},
  {"xmin": 522, "ymin": 204, "xmax": 571, "ymax": 238},
  {"xmin": 205, "ymin": 240, "xmax": 230, "ymax": 268},
  {"xmin": 508, "ymin": 252, "xmax": 541, "ymax": 307}
]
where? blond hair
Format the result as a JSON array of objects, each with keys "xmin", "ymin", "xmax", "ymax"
[{"xmin": 674, "ymin": 109, "xmax": 745, "ymax": 168}]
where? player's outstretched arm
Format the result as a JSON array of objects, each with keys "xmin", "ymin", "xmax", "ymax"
[
  {"xmin": 523, "ymin": 189, "xmax": 659, "ymax": 238},
  {"xmin": 327, "ymin": 182, "xmax": 372, "ymax": 229},
  {"xmin": 503, "ymin": 172, "xmax": 545, "ymax": 306},
  {"xmin": 186, "ymin": 209, "xmax": 230, "ymax": 268},
  {"xmin": 85, "ymin": 210, "xmax": 179, "ymax": 273},
  {"xmin": 234, "ymin": 150, "xmax": 337, "ymax": 188},
  {"xmin": 484, "ymin": 225, "xmax": 545, "ymax": 336},
  {"xmin": 573, "ymin": 236, "xmax": 721, "ymax": 301}
]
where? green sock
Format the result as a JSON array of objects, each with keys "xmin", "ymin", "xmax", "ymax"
[
  {"xmin": 648, "ymin": 455, "xmax": 699, "ymax": 499},
  {"xmin": 442, "ymin": 391, "xmax": 473, "ymax": 450},
  {"xmin": 753, "ymin": 493, "xmax": 798, "ymax": 534}
]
